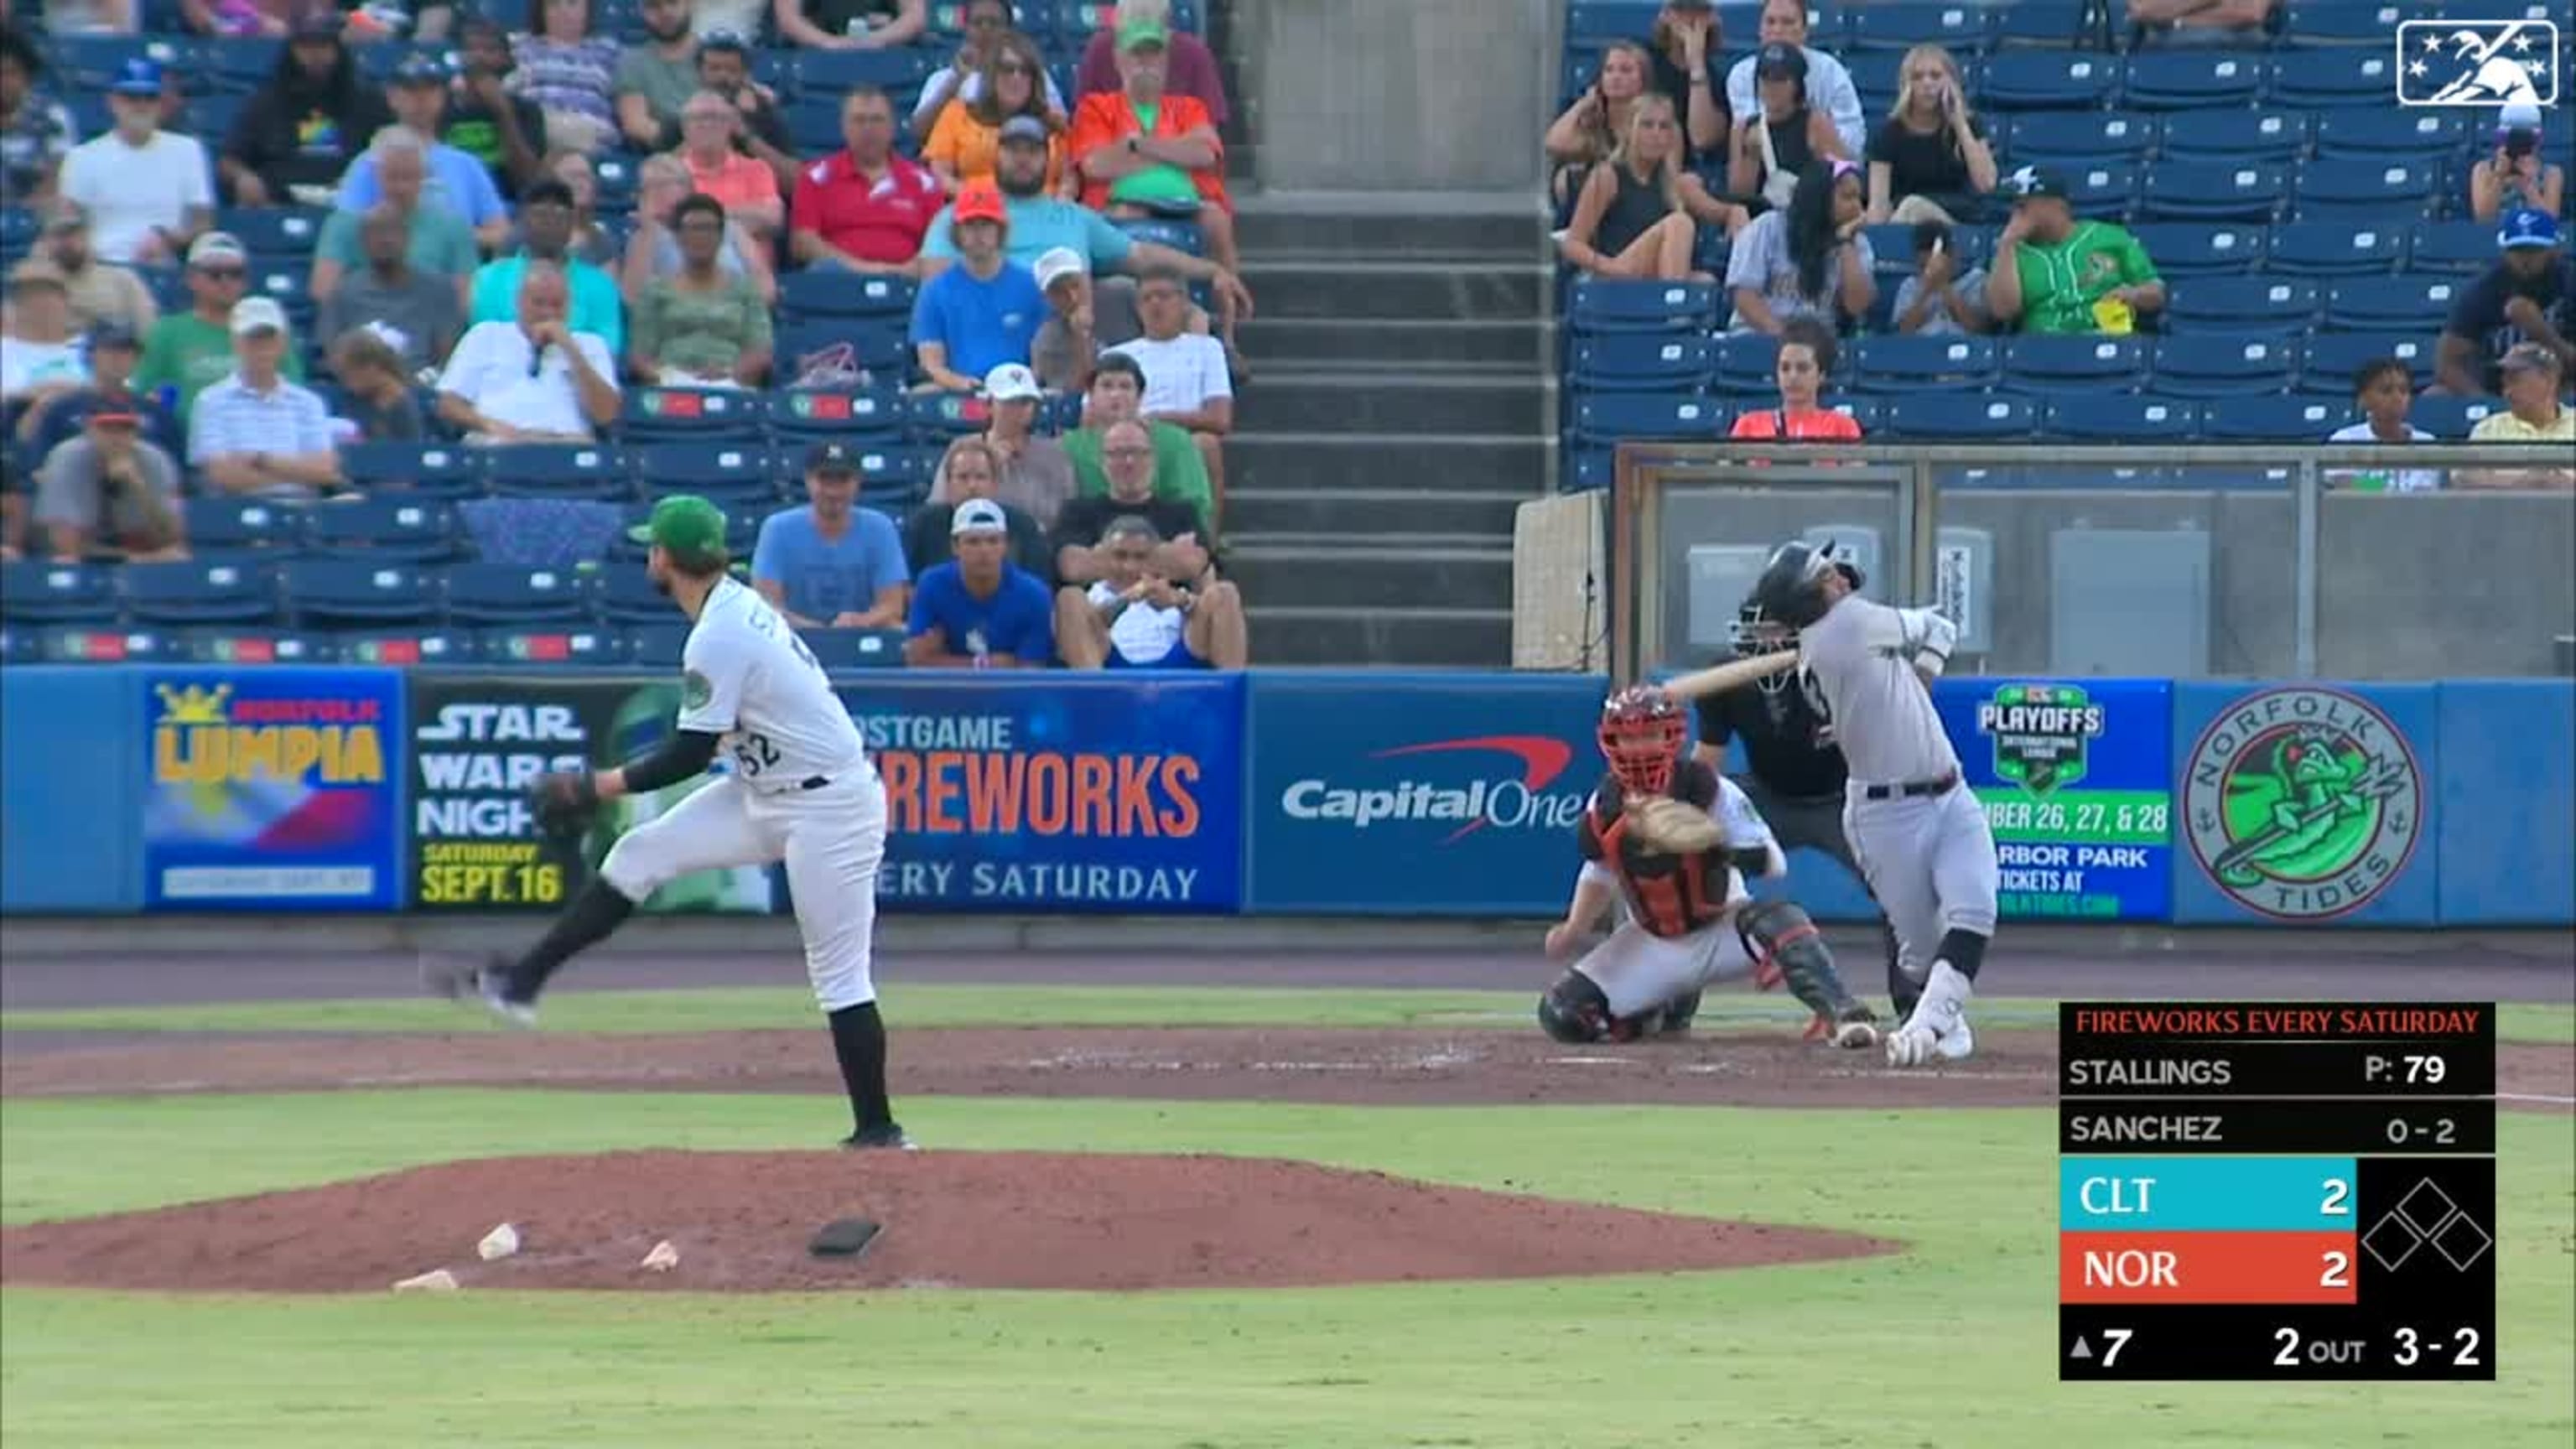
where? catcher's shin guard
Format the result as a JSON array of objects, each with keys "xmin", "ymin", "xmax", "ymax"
[{"xmin": 1737, "ymin": 899, "xmax": 1872, "ymax": 1040}]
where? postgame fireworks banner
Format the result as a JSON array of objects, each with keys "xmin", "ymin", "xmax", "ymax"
[
  {"xmin": 140, "ymin": 668, "xmax": 406, "ymax": 911},
  {"xmin": 1937, "ymin": 678, "xmax": 2174, "ymax": 923}
]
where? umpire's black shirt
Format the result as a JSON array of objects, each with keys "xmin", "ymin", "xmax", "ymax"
[{"xmin": 1696, "ymin": 683, "xmax": 1847, "ymax": 800}]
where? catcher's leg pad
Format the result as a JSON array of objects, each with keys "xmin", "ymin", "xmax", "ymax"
[
  {"xmin": 1737, "ymin": 899, "xmax": 1861, "ymax": 1021},
  {"xmin": 1537, "ymin": 969, "xmax": 1614, "ymax": 1044}
]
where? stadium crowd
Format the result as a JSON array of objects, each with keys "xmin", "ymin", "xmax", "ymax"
[{"xmin": 0, "ymin": 0, "xmax": 1251, "ymax": 669}]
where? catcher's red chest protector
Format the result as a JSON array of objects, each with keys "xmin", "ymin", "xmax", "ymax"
[{"xmin": 1577, "ymin": 760, "xmax": 1730, "ymax": 939}]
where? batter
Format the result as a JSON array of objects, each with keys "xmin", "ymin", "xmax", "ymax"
[
  {"xmin": 1751, "ymin": 539, "xmax": 1997, "ymax": 1068},
  {"xmin": 427, "ymin": 495, "xmax": 912, "ymax": 1149}
]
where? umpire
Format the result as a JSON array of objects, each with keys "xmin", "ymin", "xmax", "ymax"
[{"xmin": 1692, "ymin": 601, "xmax": 1912, "ymax": 1019}]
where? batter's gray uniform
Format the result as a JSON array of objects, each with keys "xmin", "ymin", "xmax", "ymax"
[{"xmin": 1793, "ymin": 595, "xmax": 1998, "ymax": 1016}]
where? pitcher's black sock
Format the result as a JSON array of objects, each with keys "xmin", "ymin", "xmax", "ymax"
[
  {"xmin": 503, "ymin": 877, "xmax": 636, "ymax": 1000},
  {"xmin": 828, "ymin": 1001, "xmax": 895, "ymax": 1134}
]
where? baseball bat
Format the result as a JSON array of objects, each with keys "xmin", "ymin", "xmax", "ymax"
[{"xmin": 1656, "ymin": 649, "xmax": 1800, "ymax": 702}]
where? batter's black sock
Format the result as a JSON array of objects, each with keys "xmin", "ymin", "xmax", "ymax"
[
  {"xmin": 828, "ymin": 1002, "xmax": 896, "ymax": 1135},
  {"xmin": 1934, "ymin": 928, "xmax": 1988, "ymax": 983},
  {"xmin": 1879, "ymin": 921, "xmax": 1919, "ymax": 1019},
  {"xmin": 501, "ymin": 877, "xmax": 636, "ymax": 1001}
]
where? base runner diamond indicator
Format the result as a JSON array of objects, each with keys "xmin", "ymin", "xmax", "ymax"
[
  {"xmin": 2395, "ymin": 1177, "xmax": 2459, "ymax": 1238},
  {"xmin": 2363, "ymin": 1211, "xmax": 2426, "ymax": 1271},
  {"xmin": 2433, "ymin": 1213, "xmax": 2494, "ymax": 1271}
]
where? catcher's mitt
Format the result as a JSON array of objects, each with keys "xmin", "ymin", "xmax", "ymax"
[
  {"xmin": 1626, "ymin": 795, "xmax": 1726, "ymax": 856},
  {"xmin": 527, "ymin": 770, "xmax": 601, "ymax": 837}
]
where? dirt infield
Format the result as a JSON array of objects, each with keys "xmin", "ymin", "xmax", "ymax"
[
  {"xmin": 0, "ymin": 1149, "xmax": 1893, "ymax": 1294},
  {"xmin": 6, "ymin": 1025, "xmax": 2568, "ymax": 1108}
]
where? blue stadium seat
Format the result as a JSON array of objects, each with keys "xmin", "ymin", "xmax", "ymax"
[
  {"xmin": 1566, "ymin": 278, "xmax": 1721, "ymax": 334},
  {"xmin": 475, "ymin": 626, "xmax": 631, "ymax": 668},
  {"xmin": 1712, "ymin": 331, "xmax": 1782, "ymax": 389},
  {"xmin": 845, "ymin": 444, "xmax": 939, "ymax": 505},
  {"xmin": 2200, "ymin": 394, "xmax": 2351, "ymax": 440},
  {"xmin": 2002, "ymin": 335, "xmax": 2148, "ymax": 393},
  {"xmin": 776, "ymin": 317, "xmax": 910, "ymax": 376},
  {"xmin": 1562, "ymin": 1, "xmax": 1659, "ymax": 43},
  {"xmin": 168, "ymin": 627, "xmax": 335, "ymax": 665},
  {"xmin": 777, "ymin": 271, "xmax": 917, "ymax": 320},
  {"xmin": 0, "ymin": 560, "xmax": 118, "ymax": 624},
  {"xmin": 2121, "ymin": 51, "xmax": 2267, "ymax": 111},
  {"xmin": 595, "ymin": 563, "xmax": 680, "ymax": 624},
  {"xmin": 2311, "ymin": 108, "xmax": 2472, "ymax": 162},
  {"xmin": 181, "ymin": 496, "xmax": 303, "ymax": 554},
  {"xmin": 23, "ymin": 624, "xmax": 174, "ymax": 664},
  {"xmin": 48, "ymin": 34, "xmax": 181, "ymax": 92},
  {"xmin": 1571, "ymin": 392, "xmax": 1725, "ymax": 444},
  {"xmin": 335, "ymin": 629, "xmax": 477, "ymax": 665},
  {"xmin": 442, "ymin": 562, "xmax": 592, "ymax": 626},
  {"xmin": 784, "ymin": 96, "xmax": 845, "ymax": 154},
  {"xmin": 797, "ymin": 626, "xmax": 908, "ymax": 670},
  {"xmin": 622, "ymin": 386, "xmax": 767, "ymax": 441},
  {"xmin": 626, "ymin": 621, "xmax": 693, "ymax": 667},
  {"xmin": 216, "ymin": 207, "xmax": 326, "ymax": 261},
  {"xmin": 340, "ymin": 442, "xmax": 486, "ymax": 498},
  {"xmin": 1570, "ymin": 335, "xmax": 1719, "ymax": 390},
  {"xmin": 302, "ymin": 496, "xmax": 461, "ymax": 563},
  {"xmin": 486, "ymin": 444, "xmax": 634, "ymax": 501},
  {"xmin": 123, "ymin": 559, "xmax": 278, "ymax": 626},
  {"xmin": 2437, "ymin": 0, "xmax": 2565, "ymax": 23},
  {"xmin": 2056, "ymin": 164, "xmax": 2140, "ymax": 220},
  {"xmin": 1849, "ymin": 335, "xmax": 2002, "ymax": 392},
  {"xmin": 2409, "ymin": 220, "xmax": 2502, "ymax": 273},
  {"xmin": 2004, "ymin": 110, "xmax": 2156, "ymax": 164},
  {"xmin": 1847, "ymin": 3, "xmax": 1988, "ymax": 49},
  {"xmin": 1885, "ymin": 392, "xmax": 2037, "ymax": 439},
  {"xmin": 636, "ymin": 442, "xmax": 782, "ymax": 505},
  {"xmin": 1992, "ymin": 0, "xmax": 2091, "ymax": 46},
  {"xmin": 2279, "ymin": 0, "xmax": 2407, "ymax": 45},
  {"xmin": 772, "ymin": 385, "xmax": 906, "ymax": 439},
  {"xmin": 2323, "ymin": 274, "xmax": 2466, "ymax": 330},
  {"xmin": 2127, "ymin": 222, "xmax": 2266, "ymax": 276},
  {"xmin": 2137, "ymin": 162, "xmax": 2285, "ymax": 222},
  {"xmin": 2298, "ymin": 333, "xmax": 2436, "ymax": 394},
  {"xmin": 2267, "ymin": 49, "xmax": 2395, "ymax": 106},
  {"xmin": 2294, "ymin": 159, "xmax": 2440, "ymax": 221},
  {"xmin": 2154, "ymin": 108, "xmax": 2309, "ymax": 164},
  {"xmin": 1979, "ymin": 51, "xmax": 2119, "ymax": 110},
  {"xmin": 280, "ymin": 559, "xmax": 436, "ymax": 628},
  {"xmin": 2039, "ymin": 395, "xmax": 2201, "ymax": 441},
  {"xmin": 2150, "ymin": 335, "xmax": 2301, "ymax": 397},
  {"xmin": 2165, "ymin": 277, "xmax": 2323, "ymax": 332},
  {"xmin": 2410, "ymin": 395, "xmax": 2507, "ymax": 439},
  {"xmin": 792, "ymin": 48, "xmax": 928, "ymax": 96},
  {"xmin": 1845, "ymin": 49, "xmax": 1906, "ymax": 112},
  {"xmin": 906, "ymin": 391, "xmax": 994, "ymax": 440},
  {"xmin": 2267, "ymin": 220, "xmax": 2407, "ymax": 276}
]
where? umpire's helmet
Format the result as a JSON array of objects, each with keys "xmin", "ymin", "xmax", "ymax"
[
  {"xmin": 1750, "ymin": 539, "xmax": 1863, "ymax": 630},
  {"xmin": 1730, "ymin": 600, "xmax": 1799, "ymax": 695}
]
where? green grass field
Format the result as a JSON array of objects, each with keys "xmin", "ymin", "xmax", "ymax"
[{"xmin": 3, "ymin": 986, "xmax": 2570, "ymax": 1448}]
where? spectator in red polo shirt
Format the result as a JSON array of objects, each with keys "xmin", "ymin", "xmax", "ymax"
[
  {"xmin": 789, "ymin": 85, "xmax": 943, "ymax": 277},
  {"xmin": 1068, "ymin": 18, "xmax": 1238, "ymax": 284},
  {"xmin": 673, "ymin": 88, "xmax": 782, "ymax": 242}
]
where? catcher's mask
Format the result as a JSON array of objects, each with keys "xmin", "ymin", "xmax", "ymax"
[
  {"xmin": 1730, "ymin": 600, "xmax": 1797, "ymax": 695},
  {"xmin": 1749, "ymin": 539, "xmax": 1864, "ymax": 631},
  {"xmin": 1599, "ymin": 685, "xmax": 1686, "ymax": 797}
]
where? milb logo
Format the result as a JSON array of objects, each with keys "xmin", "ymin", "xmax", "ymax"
[{"xmin": 2397, "ymin": 19, "xmax": 2560, "ymax": 106}]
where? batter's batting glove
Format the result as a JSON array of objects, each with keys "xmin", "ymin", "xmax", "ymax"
[{"xmin": 527, "ymin": 769, "xmax": 601, "ymax": 837}]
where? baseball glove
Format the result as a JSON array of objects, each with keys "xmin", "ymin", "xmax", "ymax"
[
  {"xmin": 1627, "ymin": 796, "xmax": 1726, "ymax": 856},
  {"xmin": 527, "ymin": 770, "xmax": 601, "ymax": 837}
]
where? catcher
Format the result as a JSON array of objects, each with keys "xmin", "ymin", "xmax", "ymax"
[{"xmin": 1537, "ymin": 685, "xmax": 1881, "ymax": 1048}]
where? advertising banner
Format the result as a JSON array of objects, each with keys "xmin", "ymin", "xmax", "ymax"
[
  {"xmin": 1244, "ymin": 673, "xmax": 1608, "ymax": 915},
  {"xmin": 844, "ymin": 673, "xmax": 1243, "ymax": 912},
  {"xmin": 2170, "ymin": 682, "xmax": 2439, "ymax": 926},
  {"xmin": 408, "ymin": 677, "xmax": 775, "ymax": 914},
  {"xmin": 141, "ymin": 667, "xmax": 404, "ymax": 911},
  {"xmin": 1940, "ymin": 678, "xmax": 2174, "ymax": 922}
]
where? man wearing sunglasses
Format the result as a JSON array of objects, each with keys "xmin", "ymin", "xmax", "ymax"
[{"xmin": 133, "ymin": 232, "xmax": 307, "ymax": 424}]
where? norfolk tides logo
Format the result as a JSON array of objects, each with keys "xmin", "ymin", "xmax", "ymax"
[
  {"xmin": 2184, "ymin": 687, "xmax": 2423, "ymax": 921},
  {"xmin": 1976, "ymin": 683, "xmax": 2105, "ymax": 796}
]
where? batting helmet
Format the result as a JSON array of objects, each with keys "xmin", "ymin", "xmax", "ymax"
[
  {"xmin": 1749, "ymin": 539, "xmax": 1863, "ymax": 630},
  {"xmin": 1599, "ymin": 685, "xmax": 1686, "ymax": 797}
]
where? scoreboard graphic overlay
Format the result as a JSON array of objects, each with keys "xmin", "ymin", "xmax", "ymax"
[{"xmin": 2058, "ymin": 1001, "xmax": 2496, "ymax": 1382}]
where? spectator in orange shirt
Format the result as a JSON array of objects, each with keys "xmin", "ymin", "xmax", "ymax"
[
  {"xmin": 924, "ymin": 32, "xmax": 1066, "ymax": 195},
  {"xmin": 673, "ymin": 89, "xmax": 782, "ymax": 242},
  {"xmin": 1729, "ymin": 316, "xmax": 1861, "ymax": 441},
  {"xmin": 1069, "ymin": 18, "xmax": 1238, "ymax": 283},
  {"xmin": 1074, "ymin": 0, "xmax": 1228, "ymax": 126}
]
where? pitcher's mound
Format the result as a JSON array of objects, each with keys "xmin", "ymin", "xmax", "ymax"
[{"xmin": 1, "ymin": 1150, "xmax": 1893, "ymax": 1294}]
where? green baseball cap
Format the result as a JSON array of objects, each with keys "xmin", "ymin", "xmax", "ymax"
[
  {"xmin": 1119, "ymin": 19, "xmax": 1167, "ymax": 50},
  {"xmin": 631, "ymin": 494, "xmax": 728, "ymax": 561}
]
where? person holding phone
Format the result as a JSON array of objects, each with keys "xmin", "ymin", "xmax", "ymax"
[
  {"xmin": 1863, "ymin": 44, "xmax": 1996, "ymax": 227},
  {"xmin": 2470, "ymin": 103, "xmax": 2564, "ymax": 224},
  {"xmin": 1546, "ymin": 40, "xmax": 1650, "ymax": 209}
]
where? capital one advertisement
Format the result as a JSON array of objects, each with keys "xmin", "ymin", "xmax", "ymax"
[{"xmin": 1244, "ymin": 674, "xmax": 1608, "ymax": 915}]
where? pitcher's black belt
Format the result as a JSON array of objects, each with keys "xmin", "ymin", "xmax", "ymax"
[
  {"xmin": 1861, "ymin": 769, "xmax": 1959, "ymax": 802},
  {"xmin": 799, "ymin": 776, "xmax": 830, "ymax": 791}
]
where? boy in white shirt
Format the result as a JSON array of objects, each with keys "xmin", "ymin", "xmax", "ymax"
[
  {"xmin": 2324, "ymin": 356, "xmax": 2441, "ymax": 493},
  {"xmin": 1105, "ymin": 266, "xmax": 1233, "ymax": 529}
]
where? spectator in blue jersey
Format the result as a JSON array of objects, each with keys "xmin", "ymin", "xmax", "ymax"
[
  {"xmin": 904, "ymin": 498, "xmax": 1055, "ymax": 668},
  {"xmin": 753, "ymin": 441, "xmax": 911, "ymax": 629},
  {"xmin": 909, "ymin": 179, "xmax": 1043, "ymax": 392}
]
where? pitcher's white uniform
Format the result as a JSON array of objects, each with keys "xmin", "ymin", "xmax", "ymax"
[
  {"xmin": 1794, "ymin": 595, "xmax": 1998, "ymax": 1010},
  {"xmin": 1575, "ymin": 774, "xmax": 1784, "ymax": 1016},
  {"xmin": 596, "ymin": 575, "xmax": 889, "ymax": 1011}
]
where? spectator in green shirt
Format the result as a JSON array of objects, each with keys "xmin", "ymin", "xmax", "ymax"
[
  {"xmin": 1061, "ymin": 351, "xmax": 1215, "ymax": 530},
  {"xmin": 132, "ymin": 231, "xmax": 304, "ymax": 423},
  {"xmin": 1984, "ymin": 164, "xmax": 2164, "ymax": 336}
]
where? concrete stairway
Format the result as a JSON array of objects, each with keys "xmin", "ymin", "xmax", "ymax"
[{"xmin": 1225, "ymin": 196, "xmax": 1551, "ymax": 667}]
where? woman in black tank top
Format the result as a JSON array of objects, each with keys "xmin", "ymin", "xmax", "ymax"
[
  {"xmin": 1559, "ymin": 93, "xmax": 1747, "ymax": 281},
  {"xmin": 1727, "ymin": 41, "xmax": 1847, "ymax": 220}
]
